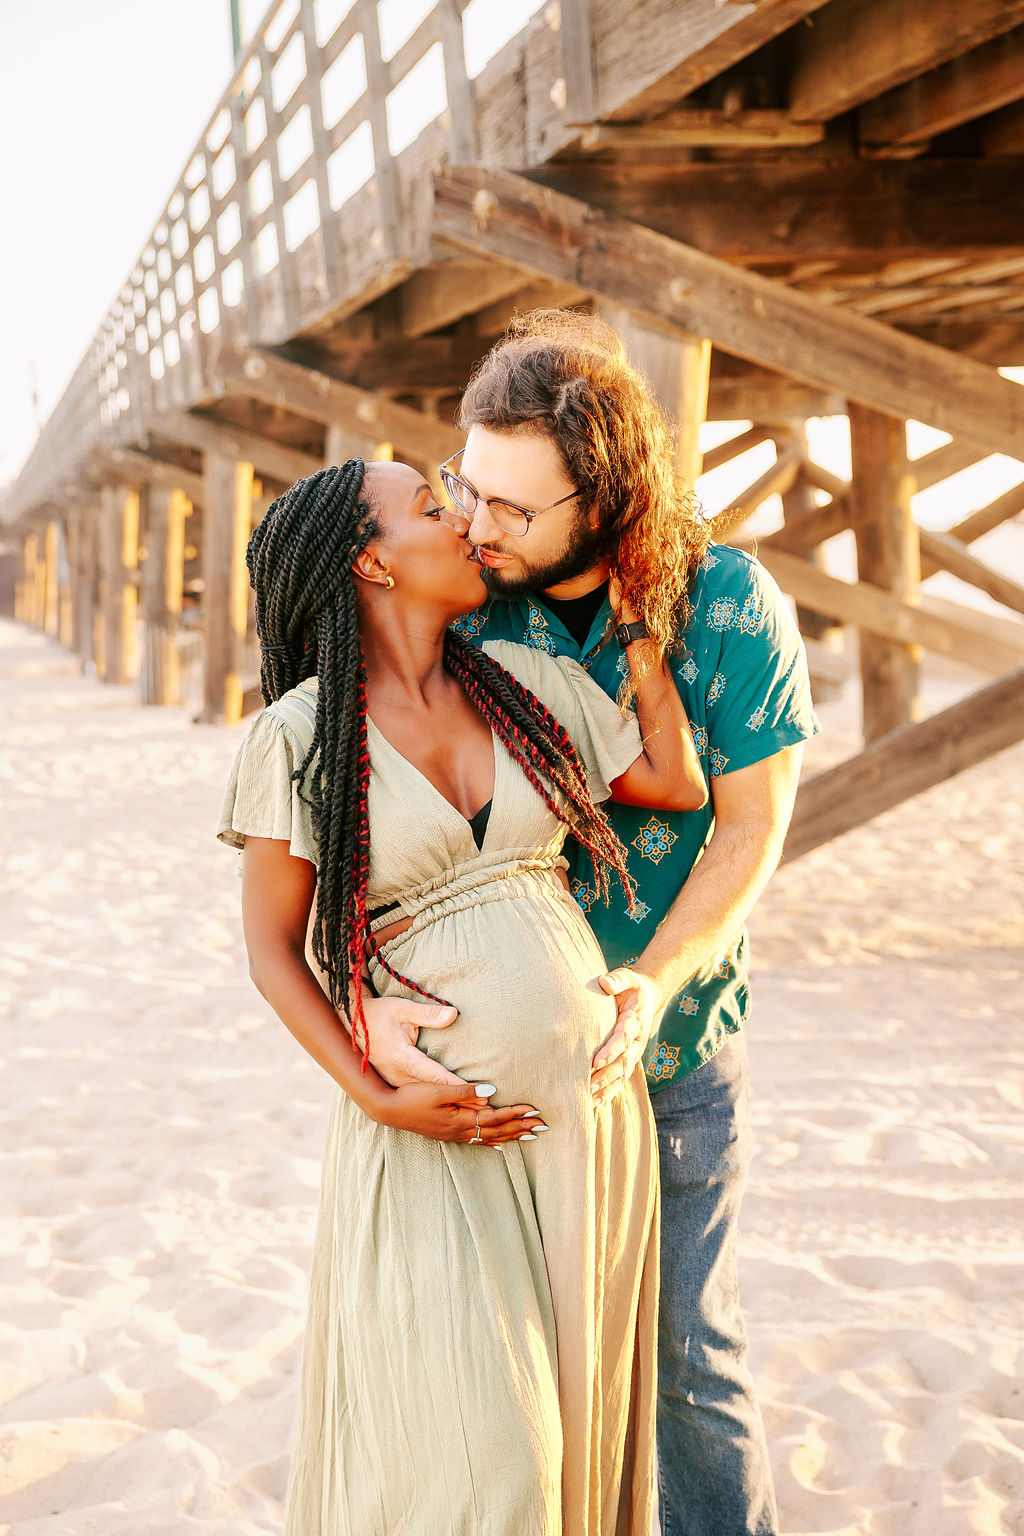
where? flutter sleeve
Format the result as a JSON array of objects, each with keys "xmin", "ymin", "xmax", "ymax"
[
  {"xmin": 482, "ymin": 638, "xmax": 642, "ymax": 803},
  {"xmin": 216, "ymin": 707, "xmax": 318, "ymax": 865}
]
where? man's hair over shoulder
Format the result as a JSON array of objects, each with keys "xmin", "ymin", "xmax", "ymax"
[{"xmin": 459, "ymin": 308, "xmax": 712, "ymax": 664}]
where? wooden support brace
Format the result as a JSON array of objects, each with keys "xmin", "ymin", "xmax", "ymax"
[
  {"xmin": 597, "ymin": 303, "xmax": 710, "ymax": 484},
  {"xmin": 601, "ymin": 0, "xmax": 830, "ymax": 120},
  {"xmin": 759, "ymin": 492, "xmax": 849, "ymax": 555},
  {"xmin": 722, "ymin": 447, "xmax": 802, "ymax": 535},
  {"xmin": 789, "ymin": 0, "xmax": 1024, "ymax": 123},
  {"xmin": 100, "ymin": 485, "xmax": 140, "ymax": 686},
  {"xmin": 200, "ymin": 455, "xmax": 255, "ymax": 725},
  {"xmin": 58, "ymin": 525, "xmax": 74, "ymax": 650},
  {"xmin": 848, "ymin": 403, "xmax": 921, "ymax": 739},
  {"xmin": 782, "ymin": 430, "xmax": 841, "ymax": 647},
  {"xmin": 43, "ymin": 521, "xmax": 60, "ymax": 637},
  {"xmin": 760, "ymin": 547, "xmax": 1024, "ymax": 676},
  {"xmin": 140, "ymin": 487, "xmax": 188, "ymax": 706},
  {"xmin": 796, "ymin": 454, "xmax": 1024, "ymax": 578},
  {"xmin": 916, "ymin": 527, "xmax": 1024, "ymax": 618},
  {"xmin": 860, "ymin": 26, "xmax": 1024, "ymax": 149},
  {"xmin": 784, "ymin": 665, "xmax": 1024, "ymax": 861},
  {"xmin": 69, "ymin": 508, "xmax": 97, "ymax": 666},
  {"xmin": 21, "ymin": 533, "xmax": 41, "ymax": 627},
  {"xmin": 699, "ymin": 425, "xmax": 776, "ymax": 477},
  {"xmin": 431, "ymin": 167, "xmax": 1024, "ymax": 459},
  {"xmin": 143, "ymin": 410, "xmax": 320, "ymax": 488},
  {"xmin": 912, "ymin": 439, "xmax": 982, "ymax": 491},
  {"xmin": 559, "ymin": 0, "xmax": 598, "ymax": 125},
  {"xmin": 940, "ymin": 480, "xmax": 1024, "ymax": 557},
  {"xmin": 578, "ymin": 115, "xmax": 825, "ymax": 151},
  {"xmin": 212, "ymin": 346, "xmax": 463, "ymax": 469},
  {"xmin": 93, "ymin": 448, "xmax": 205, "ymax": 508}
]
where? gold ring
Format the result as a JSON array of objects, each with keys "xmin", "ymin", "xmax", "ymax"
[{"xmin": 469, "ymin": 1110, "xmax": 484, "ymax": 1144}]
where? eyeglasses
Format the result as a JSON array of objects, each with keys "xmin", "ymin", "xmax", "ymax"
[{"xmin": 438, "ymin": 449, "xmax": 583, "ymax": 537}]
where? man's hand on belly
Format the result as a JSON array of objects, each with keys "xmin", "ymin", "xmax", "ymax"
[
  {"xmin": 590, "ymin": 969, "xmax": 661, "ymax": 1108},
  {"xmin": 359, "ymin": 993, "xmax": 468, "ymax": 1089}
]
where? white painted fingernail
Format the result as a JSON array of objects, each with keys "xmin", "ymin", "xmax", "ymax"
[
  {"xmin": 475, "ymin": 1084, "xmax": 497, "ymax": 1097},
  {"xmin": 523, "ymin": 1110, "xmax": 542, "ymax": 1117},
  {"xmin": 532, "ymin": 1124, "xmax": 550, "ymax": 1133},
  {"xmin": 518, "ymin": 1132, "xmax": 537, "ymax": 1141}
]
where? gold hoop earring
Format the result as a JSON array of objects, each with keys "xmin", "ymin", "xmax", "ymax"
[{"xmin": 384, "ymin": 575, "xmax": 395, "ymax": 589}]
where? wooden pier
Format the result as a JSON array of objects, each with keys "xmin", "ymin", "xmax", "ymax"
[{"xmin": 5, "ymin": 0, "xmax": 1024, "ymax": 855}]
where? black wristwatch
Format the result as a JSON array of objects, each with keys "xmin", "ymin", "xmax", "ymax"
[{"xmin": 614, "ymin": 620, "xmax": 649, "ymax": 650}]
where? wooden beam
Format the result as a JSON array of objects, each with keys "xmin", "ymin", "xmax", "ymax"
[
  {"xmin": 759, "ymin": 547, "xmax": 1024, "ymax": 675},
  {"xmin": 143, "ymin": 410, "xmax": 319, "ymax": 488},
  {"xmin": 43, "ymin": 520, "xmax": 60, "ymax": 637},
  {"xmin": 723, "ymin": 447, "xmax": 801, "ymax": 534},
  {"xmin": 473, "ymin": 280, "xmax": 591, "ymax": 336},
  {"xmin": 600, "ymin": 0, "xmax": 831, "ymax": 121},
  {"xmin": 707, "ymin": 378, "xmax": 841, "ymax": 423},
  {"xmin": 528, "ymin": 161, "xmax": 1024, "ymax": 261},
  {"xmin": 69, "ymin": 506, "xmax": 97, "ymax": 667},
  {"xmin": 597, "ymin": 302, "xmax": 710, "ymax": 484},
  {"xmin": 400, "ymin": 259, "xmax": 527, "ymax": 337},
  {"xmin": 789, "ymin": 0, "xmax": 1024, "ymax": 122},
  {"xmin": 902, "ymin": 320, "xmax": 1024, "ymax": 367},
  {"xmin": 558, "ymin": 0, "xmax": 597, "ymax": 123},
  {"xmin": 759, "ymin": 491, "xmax": 850, "ymax": 555},
  {"xmin": 57, "ymin": 524, "xmax": 74, "ymax": 650},
  {"xmin": 860, "ymin": 26, "xmax": 1024, "ymax": 148},
  {"xmin": 21, "ymin": 533, "xmax": 42, "ymax": 628},
  {"xmin": 100, "ymin": 485, "xmax": 139, "ymax": 687},
  {"xmin": 783, "ymin": 665, "xmax": 1024, "ymax": 861},
  {"xmin": 848, "ymin": 403, "xmax": 921, "ymax": 739},
  {"xmin": 433, "ymin": 168, "xmax": 1024, "ymax": 459},
  {"xmin": 770, "ymin": 456, "xmax": 1024, "ymax": 598},
  {"xmin": 700, "ymin": 425, "xmax": 776, "ymax": 477},
  {"xmin": 916, "ymin": 527, "xmax": 1024, "ymax": 617},
  {"xmin": 912, "ymin": 439, "xmax": 981, "ymax": 490},
  {"xmin": 782, "ymin": 432, "xmax": 841, "ymax": 645},
  {"xmin": 200, "ymin": 455, "xmax": 254, "ymax": 725},
  {"xmin": 578, "ymin": 114, "xmax": 824, "ymax": 151},
  {"xmin": 212, "ymin": 346, "xmax": 462, "ymax": 469},
  {"xmin": 92, "ymin": 448, "xmax": 205, "ymax": 508},
  {"xmin": 945, "ymin": 479, "xmax": 1024, "ymax": 549},
  {"xmin": 982, "ymin": 97, "xmax": 1024, "ymax": 154},
  {"xmin": 139, "ymin": 487, "xmax": 188, "ymax": 706},
  {"xmin": 797, "ymin": 453, "xmax": 1024, "ymax": 573},
  {"xmin": 325, "ymin": 422, "xmax": 382, "ymax": 467}
]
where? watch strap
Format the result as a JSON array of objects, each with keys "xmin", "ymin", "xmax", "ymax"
[{"xmin": 615, "ymin": 619, "xmax": 649, "ymax": 650}]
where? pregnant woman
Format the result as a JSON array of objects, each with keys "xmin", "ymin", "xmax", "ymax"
[{"xmin": 218, "ymin": 458, "xmax": 706, "ymax": 1535}]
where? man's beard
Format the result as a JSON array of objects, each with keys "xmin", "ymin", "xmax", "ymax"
[{"xmin": 478, "ymin": 513, "xmax": 604, "ymax": 599}]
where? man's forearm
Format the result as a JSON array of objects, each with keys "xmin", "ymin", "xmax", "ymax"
[{"xmin": 635, "ymin": 819, "xmax": 784, "ymax": 1007}]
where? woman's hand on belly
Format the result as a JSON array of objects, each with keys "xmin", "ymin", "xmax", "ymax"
[{"xmin": 369, "ymin": 1080, "xmax": 547, "ymax": 1146}]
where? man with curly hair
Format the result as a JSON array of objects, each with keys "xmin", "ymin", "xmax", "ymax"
[{"xmin": 358, "ymin": 311, "xmax": 819, "ymax": 1535}]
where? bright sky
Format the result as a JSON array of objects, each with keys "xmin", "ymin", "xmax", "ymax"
[
  {"xmin": 0, "ymin": 0, "xmax": 540, "ymax": 485},
  {"xmin": 1, "ymin": 2, "xmax": 237, "ymax": 484}
]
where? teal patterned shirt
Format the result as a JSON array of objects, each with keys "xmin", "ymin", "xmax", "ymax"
[{"xmin": 454, "ymin": 543, "xmax": 820, "ymax": 1091}]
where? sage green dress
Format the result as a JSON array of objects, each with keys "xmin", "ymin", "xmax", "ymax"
[{"xmin": 218, "ymin": 639, "xmax": 659, "ymax": 1536}]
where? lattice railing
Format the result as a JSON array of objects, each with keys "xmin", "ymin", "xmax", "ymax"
[{"xmin": 3, "ymin": 0, "xmax": 542, "ymax": 524}]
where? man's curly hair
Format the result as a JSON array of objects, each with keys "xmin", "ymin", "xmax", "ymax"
[{"xmin": 459, "ymin": 309, "xmax": 712, "ymax": 676}]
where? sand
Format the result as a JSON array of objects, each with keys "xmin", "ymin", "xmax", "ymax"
[{"xmin": 1, "ymin": 615, "xmax": 1022, "ymax": 1535}]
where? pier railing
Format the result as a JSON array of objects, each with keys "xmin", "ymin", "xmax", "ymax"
[{"xmin": 4, "ymin": 0, "xmax": 566, "ymax": 524}]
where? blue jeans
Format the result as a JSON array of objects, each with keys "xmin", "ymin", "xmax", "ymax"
[{"xmin": 652, "ymin": 1030, "xmax": 778, "ymax": 1535}]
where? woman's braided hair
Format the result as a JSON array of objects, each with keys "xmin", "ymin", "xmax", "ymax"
[{"xmin": 247, "ymin": 460, "xmax": 636, "ymax": 1068}]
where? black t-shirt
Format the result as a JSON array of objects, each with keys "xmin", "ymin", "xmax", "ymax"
[{"xmin": 541, "ymin": 582, "xmax": 609, "ymax": 650}]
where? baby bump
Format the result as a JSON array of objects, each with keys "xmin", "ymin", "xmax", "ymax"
[{"xmin": 371, "ymin": 886, "xmax": 617, "ymax": 1111}]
